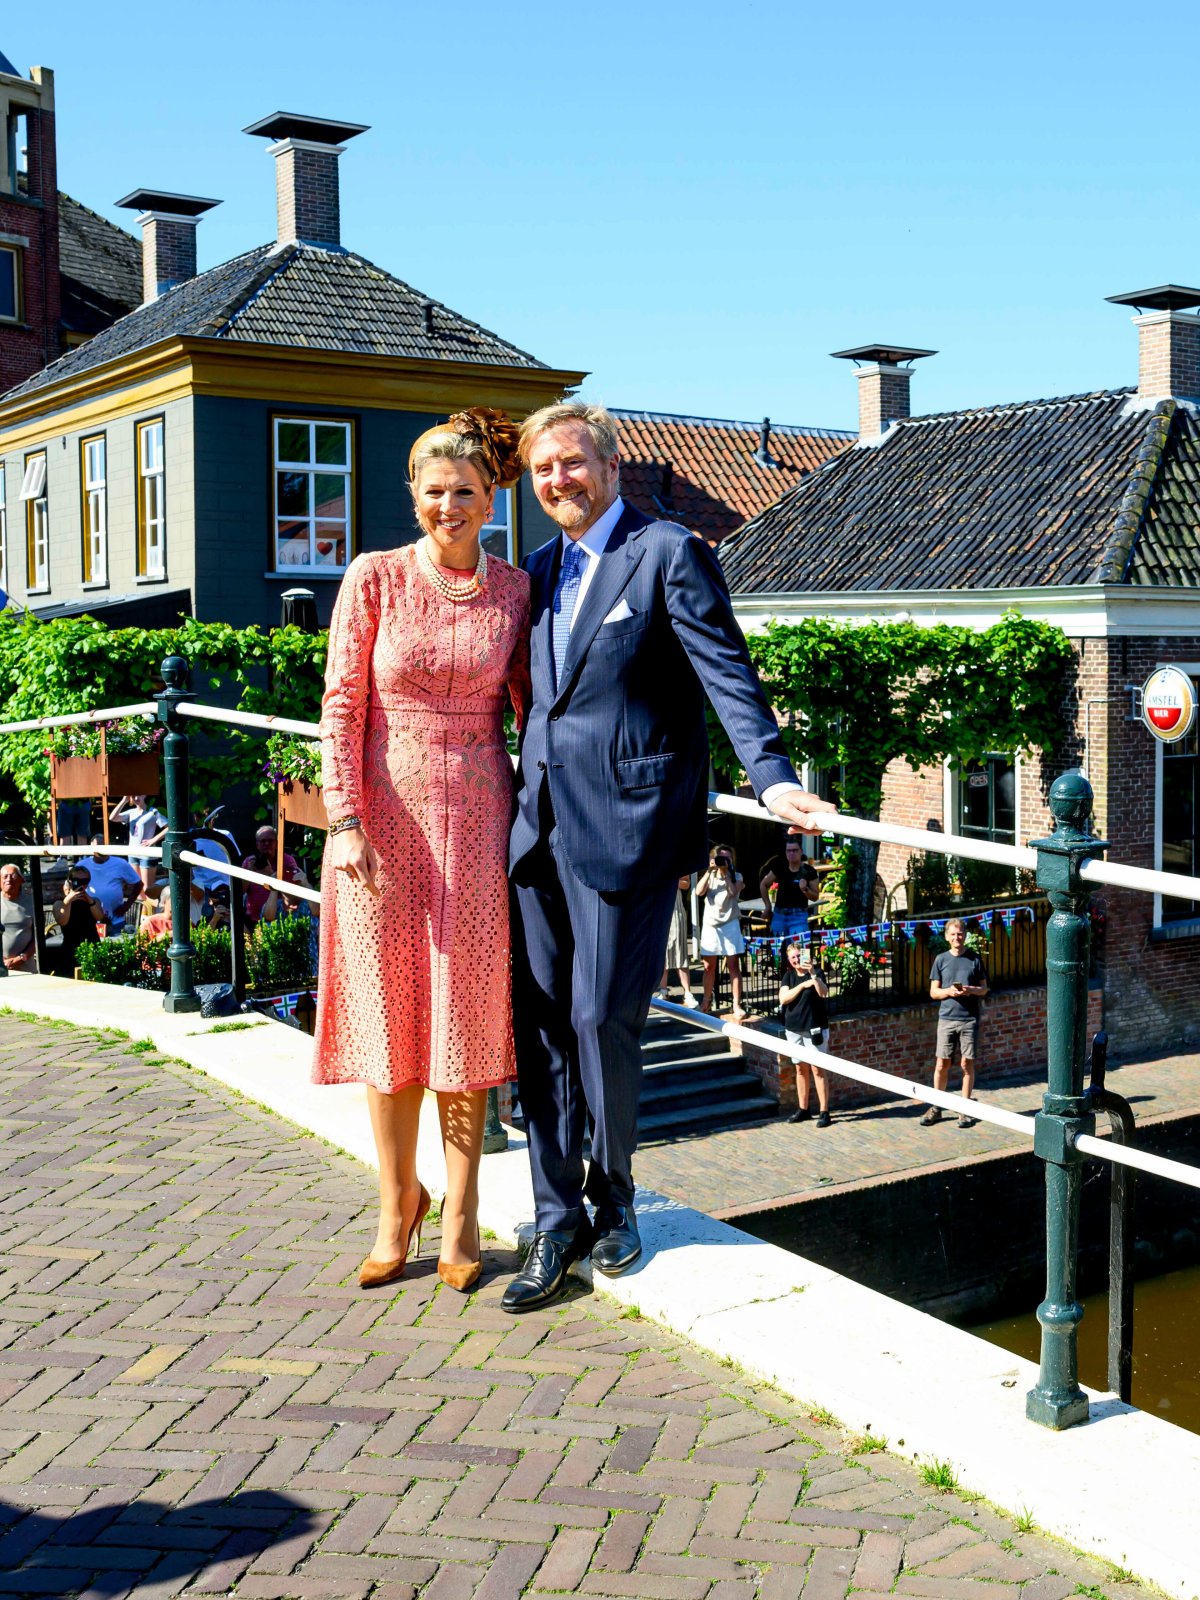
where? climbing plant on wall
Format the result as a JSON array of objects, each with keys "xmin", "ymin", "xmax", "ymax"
[{"xmin": 706, "ymin": 612, "xmax": 1075, "ymax": 926}]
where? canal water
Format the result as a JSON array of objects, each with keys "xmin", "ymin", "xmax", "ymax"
[{"xmin": 970, "ymin": 1262, "xmax": 1200, "ymax": 1436}]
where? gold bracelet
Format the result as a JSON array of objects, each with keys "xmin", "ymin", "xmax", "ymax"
[{"xmin": 328, "ymin": 815, "xmax": 363, "ymax": 836}]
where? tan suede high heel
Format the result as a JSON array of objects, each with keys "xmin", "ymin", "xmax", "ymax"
[
  {"xmin": 437, "ymin": 1257, "xmax": 483, "ymax": 1293},
  {"xmin": 358, "ymin": 1183, "xmax": 431, "ymax": 1289}
]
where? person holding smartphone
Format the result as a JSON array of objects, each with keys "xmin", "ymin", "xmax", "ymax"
[
  {"xmin": 778, "ymin": 941, "xmax": 832, "ymax": 1127},
  {"xmin": 924, "ymin": 917, "xmax": 988, "ymax": 1128},
  {"xmin": 52, "ymin": 865, "xmax": 102, "ymax": 974},
  {"xmin": 697, "ymin": 844, "xmax": 747, "ymax": 1019}
]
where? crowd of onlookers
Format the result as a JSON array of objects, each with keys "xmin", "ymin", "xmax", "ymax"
[{"xmin": 1, "ymin": 796, "xmax": 317, "ymax": 980}]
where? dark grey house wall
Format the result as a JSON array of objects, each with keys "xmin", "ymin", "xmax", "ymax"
[
  {"xmin": 192, "ymin": 395, "xmax": 566, "ymax": 626},
  {"xmin": 192, "ymin": 396, "xmax": 445, "ymax": 628}
]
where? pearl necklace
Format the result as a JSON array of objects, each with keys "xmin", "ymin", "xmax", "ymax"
[{"xmin": 416, "ymin": 536, "xmax": 487, "ymax": 602}]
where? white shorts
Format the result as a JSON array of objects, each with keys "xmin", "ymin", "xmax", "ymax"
[
  {"xmin": 700, "ymin": 921, "xmax": 745, "ymax": 957},
  {"xmin": 784, "ymin": 1026, "xmax": 826, "ymax": 1049}
]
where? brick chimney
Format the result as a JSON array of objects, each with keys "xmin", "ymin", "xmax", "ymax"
[
  {"xmin": 1106, "ymin": 285, "xmax": 1200, "ymax": 401},
  {"xmin": 115, "ymin": 189, "xmax": 221, "ymax": 301},
  {"xmin": 831, "ymin": 343, "xmax": 936, "ymax": 440},
  {"xmin": 243, "ymin": 112, "xmax": 369, "ymax": 248}
]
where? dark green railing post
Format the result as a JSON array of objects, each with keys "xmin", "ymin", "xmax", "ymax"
[
  {"xmin": 156, "ymin": 655, "xmax": 200, "ymax": 1014},
  {"xmin": 482, "ymin": 1086, "xmax": 508, "ymax": 1153},
  {"xmin": 1026, "ymin": 771, "xmax": 1105, "ymax": 1429}
]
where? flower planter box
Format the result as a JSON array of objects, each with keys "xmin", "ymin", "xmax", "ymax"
[
  {"xmin": 276, "ymin": 780, "xmax": 328, "ymax": 832},
  {"xmin": 52, "ymin": 751, "xmax": 161, "ymax": 801}
]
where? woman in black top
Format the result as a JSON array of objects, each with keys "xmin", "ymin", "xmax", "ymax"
[
  {"xmin": 760, "ymin": 836, "xmax": 819, "ymax": 941},
  {"xmin": 778, "ymin": 941, "xmax": 833, "ymax": 1127}
]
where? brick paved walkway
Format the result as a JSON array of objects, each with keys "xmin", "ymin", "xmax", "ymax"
[
  {"xmin": 634, "ymin": 1052, "xmax": 1200, "ymax": 1217},
  {"xmin": 0, "ymin": 1016, "xmax": 1153, "ymax": 1600}
]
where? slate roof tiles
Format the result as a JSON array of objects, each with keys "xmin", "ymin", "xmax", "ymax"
[
  {"xmin": 5, "ymin": 240, "xmax": 548, "ymax": 401},
  {"xmin": 721, "ymin": 389, "xmax": 1200, "ymax": 594}
]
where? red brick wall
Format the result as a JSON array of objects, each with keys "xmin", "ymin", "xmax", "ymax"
[
  {"xmin": 738, "ymin": 984, "xmax": 1104, "ymax": 1110},
  {"xmin": 1096, "ymin": 635, "xmax": 1200, "ymax": 1051},
  {"xmin": 876, "ymin": 757, "xmax": 943, "ymax": 896},
  {"xmin": 0, "ymin": 96, "xmax": 60, "ymax": 394}
]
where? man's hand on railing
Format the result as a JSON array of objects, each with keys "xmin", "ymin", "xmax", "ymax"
[
  {"xmin": 766, "ymin": 787, "xmax": 839, "ymax": 836},
  {"xmin": 329, "ymin": 825, "xmax": 380, "ymax": 895}
]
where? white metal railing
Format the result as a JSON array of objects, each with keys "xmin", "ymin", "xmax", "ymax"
[
  {"xmin": 0, "ymin": 702, "xmax": 157, "ymax": 735},
  {"xmin": 177, "ymin": 703, "xmax": 321, "ymax": 739},
  {"xmin": 649, "ymin": 999, "xmax": 1200, "ymax": 1192},
  {"xmin": 177, "ymin": 849, "xmax": 321, "ymax": 906},
  {"xmin": 0, "ymin": 843, "xmax": 162, "ymax": 859},
  {"xmin": 710, "ymin": 790, "xmax": 1200, "ymax": 906}
]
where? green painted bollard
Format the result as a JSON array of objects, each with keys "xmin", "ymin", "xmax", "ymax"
[
  {"xmin": 156, "ymin": 655, "xmax": 200, "ymax": 1014},
  {"xmin": 1026, "ymin": 771, "xmax": 1104, "ymax": 1430}
]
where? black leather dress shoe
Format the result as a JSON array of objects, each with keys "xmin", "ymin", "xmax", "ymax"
[
  {"xmin": 590, "ymin": 1203, "xmax": 641, "ymax": 1277},
  {"xmin": 500, "ymin": 1220, "xmax": 592, "ymax": 1314}
]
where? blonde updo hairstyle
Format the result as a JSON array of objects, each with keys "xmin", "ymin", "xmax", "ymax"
[{"xmin": 408, "ymin": 408, "xmax": 524, "ymax": 507}]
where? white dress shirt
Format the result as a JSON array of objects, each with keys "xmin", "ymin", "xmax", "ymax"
[
  {"xmin": 562, "ymin": 495, "xmax": 803, "ymax": 813},
  {"xmin": 560, "ymin": 495, "xmax": 627, "ymax": 626}
]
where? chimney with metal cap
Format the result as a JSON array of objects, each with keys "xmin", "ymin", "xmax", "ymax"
[
  {"xmin": 1106, "ymin": 285, "xmax": 1200, "ymax": 401},
  {"xmin": 115, "ymin": 189, "xmax": 221, "ymax": 302},
  {"xmin": 243, "ymin": 112, "xmax": 369, "ymax": 248},
  {"xmin": 831, "ymin": 343, "xmax": 936, "ymax": 440}
]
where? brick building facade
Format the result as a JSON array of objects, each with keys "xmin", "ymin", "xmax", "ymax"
[{"xmin": 724, "ymin": 290, "xmax": 1200, "ymax": 1055}]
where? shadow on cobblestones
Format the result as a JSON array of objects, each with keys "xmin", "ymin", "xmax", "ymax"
[
  {"xmin": 0, "ymin": 1016, "xmax": 1155, "ymax": 1600},
  {"xmin": 0, "ymin": 1491, "xmax": 317, "ymax": 1596}
]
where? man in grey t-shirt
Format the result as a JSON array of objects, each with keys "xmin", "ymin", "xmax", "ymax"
[{"xmin": 922, "ymin": 917, "xmax": 988, "ymax": 1129}]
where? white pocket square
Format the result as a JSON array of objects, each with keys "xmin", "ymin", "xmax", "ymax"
[{"xmin": 602, "ymin": 598, "xmax": 634, "ymax": 625}]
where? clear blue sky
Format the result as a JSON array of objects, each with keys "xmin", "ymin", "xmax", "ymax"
[{"xmin": 8, "ymin": 1, "xmax": 1200, "ymax": 432}]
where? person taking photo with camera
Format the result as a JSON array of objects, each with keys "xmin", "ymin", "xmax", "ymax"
[
  {"xmin": 779, "ymin": 940, "xmax": 832, "ymax": 1127},
  {"xmin": 697, "ymin": 844, "xmax": 747, "ymax": 1019}
]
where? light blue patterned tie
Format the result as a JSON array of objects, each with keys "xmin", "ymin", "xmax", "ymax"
[{"xmin": 552, "ymin": 540, "xmax": 586, "ymax": 691}]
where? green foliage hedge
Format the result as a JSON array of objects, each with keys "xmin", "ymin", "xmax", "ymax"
[
  {"xmin": 76, "ymin": 913, "xmax": 316, "ymax": 993},
  {"xmin": 0, "ymin": 611, "xmax": 327, "ymax": 815}
]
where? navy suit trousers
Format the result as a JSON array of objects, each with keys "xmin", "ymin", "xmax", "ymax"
[{"xmin": 512, "ymin": 806, "xmax": 678, "ymax": 1230}]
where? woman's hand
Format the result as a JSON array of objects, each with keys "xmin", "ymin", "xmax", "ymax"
[{"xmin": 330, "ymin": 825, "xmax": 380, "ymax": 895}]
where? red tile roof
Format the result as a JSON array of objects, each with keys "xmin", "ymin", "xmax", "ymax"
[{"xmin": 611, "ymin": 409, "xmax": 853, "ymax": 542}]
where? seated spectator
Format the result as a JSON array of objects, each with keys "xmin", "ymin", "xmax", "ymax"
[
  {"xmin": 52, "ymin": 865, "xmax": 102, "ymax": 973},
  {"xmin": 139, "ymin": 885, "xmax": 174, "ymax": 941},
  {"xmin": 84, "ymin": 838, "xmax": 142, "ymax": 933},
  {"xmin": 242, "ymin": 825, "xmax": 299, "ymax": 926},
  {"xmin": 1, "ymin": 864, "xmax": 38, "ymax": 974}
]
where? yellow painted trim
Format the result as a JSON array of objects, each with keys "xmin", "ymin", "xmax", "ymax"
[
  {"xmin": 0, "ymin": 334, "xmax": 585, "ymax": 454},
  {"xmin": 0, "ymin": 359, "xmax": 194, "ymax": 453}
]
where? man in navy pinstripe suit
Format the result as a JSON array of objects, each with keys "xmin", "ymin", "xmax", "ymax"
[{"xmin": 501, "ymin": 402, "xmax": 834, "ymax": 1313}]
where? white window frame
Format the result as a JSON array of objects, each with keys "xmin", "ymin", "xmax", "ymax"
[
  {"xmin": 272, "ymin": 416, "xmax": 353, "ymax": 575},
  {"xmin": 81, "ymin": 434, "xmax": 107, "ymax": 586},
  {"xmin": 480, "ymin": 486, "xmax": 516, "ymax": 564},
  {"xmin": 23, "ymin": 451, "xmax": 48, "ymax": 593},
  {"xmin": 137, "ymin": 419, "xmax": 165, "ymax": 580},
  {"xmin": 943, "ymin": 753, "xmax": 1021, "ymax": 849},
  {"xmin": 0, "ymin": 463, "xmax": 7, "ymax": 593}
]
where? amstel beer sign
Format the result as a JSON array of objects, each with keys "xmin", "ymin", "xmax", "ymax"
[{"xmin": 1142, "ymin": 667, "xmax": 1197, "ymax": 743}]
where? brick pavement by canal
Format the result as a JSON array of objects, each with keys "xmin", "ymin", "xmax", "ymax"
[
  {"xmin": 0, "ymin": 1015, "xmax": 1158, "ymax": 1600},
  {"xmin": 633, "ymin": 1051, "xmax": 1200, "ymax": 1219}
]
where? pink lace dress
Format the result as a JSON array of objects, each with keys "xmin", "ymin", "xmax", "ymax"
[{"xmin": 312, "ymin": 545, "xmax": 530, "ymax": 1093}]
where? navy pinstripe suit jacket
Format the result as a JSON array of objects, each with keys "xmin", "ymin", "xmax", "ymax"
[{"xmin": 509, "ymin": 502, "xmax": 797, "ymax": 894}]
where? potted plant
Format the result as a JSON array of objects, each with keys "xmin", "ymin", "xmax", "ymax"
[
  {"xmin": 50, "ymin": 718, "xmax": 163, "ymax": 833},
  {"xmin": 265, "ymin": 733, "xmax": 328, "ymax": 832}
]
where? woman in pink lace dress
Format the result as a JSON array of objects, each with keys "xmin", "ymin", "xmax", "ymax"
[{"xmin": 313, "ymin": 408, "xmax": 530, "ymax": 1295}]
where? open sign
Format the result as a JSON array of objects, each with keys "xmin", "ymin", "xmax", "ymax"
[{"xmin": 1142, "ymin": 667, "xmax": 1197, "ymax": 743}]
